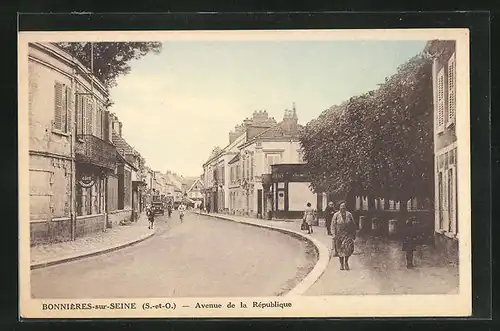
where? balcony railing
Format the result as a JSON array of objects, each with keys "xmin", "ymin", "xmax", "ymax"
[{"xmin": 75, "ymin": 134, "xmax": 117, "ymax": 170}]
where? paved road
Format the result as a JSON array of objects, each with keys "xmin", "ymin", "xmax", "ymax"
[{"xmin": 31, "ymin": 212, "xmax": 317, "ymax": 298}]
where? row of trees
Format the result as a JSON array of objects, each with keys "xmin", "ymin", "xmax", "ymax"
[{"xmin": 299, "ymin": 52, "xmax": 434, "ymax": 206}]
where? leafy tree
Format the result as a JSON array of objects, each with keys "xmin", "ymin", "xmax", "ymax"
[
  {"xmin": 56, "ymin": 42, "xmax": 162, "ymax": 90},
  {"xmin": 300, "ymin": 52, "xmax": 433, "ymax": 205}
]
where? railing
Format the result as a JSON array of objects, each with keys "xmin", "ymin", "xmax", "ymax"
[{"xmin": 75, "ymin": 134, "xmax": 117, "ymax": 170}]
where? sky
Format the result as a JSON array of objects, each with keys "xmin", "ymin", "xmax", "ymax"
[{"xmin": 109, "ymin": 39, "xmax": 428, "ymax": 177}]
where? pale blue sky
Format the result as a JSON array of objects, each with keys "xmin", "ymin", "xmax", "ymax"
[{"xmin": 109, "ymin": 40, "xmax": 428, "ymax": 177}]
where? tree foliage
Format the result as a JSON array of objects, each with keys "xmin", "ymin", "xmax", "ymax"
[
  {"xmin": 300, "ymin": 53, "xmax": 434, "ymax": 201},
  {"xmin": 56, "ymin": 42, "xmax": 162, "ymax": 89}
]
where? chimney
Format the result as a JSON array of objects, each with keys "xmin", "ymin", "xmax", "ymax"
[{"xmin": 282, "ymin": 104, "xmax": 298, "ymax": 134}]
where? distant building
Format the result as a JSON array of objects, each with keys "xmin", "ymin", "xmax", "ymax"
[
  {"xmin": 186, "ymin": 179, "xmax": 205, "ymax": 207},
  {"xmin": 228, "ymin": 105, "xmax": 321, "ymax": 219},
  {"xmin": 203, "ymin": 110, "xmax": 278, "ymax": 213}
]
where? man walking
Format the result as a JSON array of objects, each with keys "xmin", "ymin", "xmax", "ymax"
[{"xmin": 324, "ymin": 201, "xmax": 336, "ymax": 236}]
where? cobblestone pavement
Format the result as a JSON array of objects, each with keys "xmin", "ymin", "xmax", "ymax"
[
  {"xmin": 30, "ymin": 213, "xmax": 154, "ymax": 265},
  {"xmin": 31, "ymin": 211, "xmax": 316, "ymax": 298},
  {"xmin": 205, "ymin": 213, "xmax": 459, "ymax": 296}
]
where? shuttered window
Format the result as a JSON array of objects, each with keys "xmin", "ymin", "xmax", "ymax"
[
  {"xmin": 85, "ymin": 97, "xmax": 94, "ymax": 135},
  {"xmin": 436, "ymin": 68, "xmax": 445, "ymax": 133},
  {"xmin": 447, "ymin": 53, "xmax": 456, "ymax": 126},
  {"xmin": 66, "ymin": 86, "xmax": 72, "ymax": 132},
  {"xmin": 103, "ymin": 110, "xmax": 110, "ymax": 141},
  {"xmin": 96, "ymin": 107, "xmax": 103, "ymax": 139},
  {"xmin": 76, "ymin": 95, "xmax": 84, "ymax": 135},
  {"xmin": 53, "ymin": 82, "xmax": 66, "ymax": 131}
]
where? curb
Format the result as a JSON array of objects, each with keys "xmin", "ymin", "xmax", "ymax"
[
  {"xmin": 199, "ymin": 212, "xmax": 330, "ymax": 296},
  {"xmin": 30, "ymin": 229, "xmax": 156, "ymax": 270}
]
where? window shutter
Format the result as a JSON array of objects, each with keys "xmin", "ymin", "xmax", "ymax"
[
  {"xmin": 96, "ymin": 107, "xmax": 102, "ymax": 139},
  {"xmin": 437, "ymin": 68, "xmax": 445, "ymax": 132},
  {"xmin": 447, "ymin": 53, "xmax": 456, "ymax": 126},
  {"xmin": 75, "ymin": 95, "xmax": 81, "ymax": 135},
  {"xmin": 103, "ymin": 110, "xmax": 110, "ymax": 141},
  {"xmin": 54, "ymin": 82, "xmax": 64, "ymax": 130},
  {"xmin": 65, "ymin": 86, "xmax": 72, "ymax": 132},
  {"xmin": 86, "ymin": 97, "xmax": 93, "ymax": 135}
]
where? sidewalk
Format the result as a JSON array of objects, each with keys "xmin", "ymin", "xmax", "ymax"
[
  {"xmin": 201, "ymin": 212, "xmax": 459, "ymax": 296},
  {"xmin": 31, "ymin": 213, "xmax": 155, "ymax": 269}
]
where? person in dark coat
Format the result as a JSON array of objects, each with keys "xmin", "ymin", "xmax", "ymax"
[
  {"xmin": 402, "ymin": 216, "xmax": 421, "ymax": 268},
  {"xmin": 324, "ymin": 201, "xmax": 336, "ymax": 236}
]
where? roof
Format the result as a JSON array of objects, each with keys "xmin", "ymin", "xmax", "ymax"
[
  {"xmin": 187, "ymin": 179, "xmax": 204, "ymax": 193},
  {"xmin": 238, "ymin": 122, "xmax": 303, "ymax": 149},
  {"xmin": 112, "ymin": 132, "xmax": 137, "ymax": 157},
  {"xmin": 228, "ymin": 153, "xmax": 240, "ymax": 165}
]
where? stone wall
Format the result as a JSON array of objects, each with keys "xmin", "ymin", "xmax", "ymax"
[
  {"xmin": 75, "ymin": 214, "xmax": 105, "ymax": 237},
  {"xmin": 108, "ymin": 209, "xmax": 132, "ymax": 227},
  {"xmin": 30, "ymin": 218, "xmax": 72, "ymax": 246}
]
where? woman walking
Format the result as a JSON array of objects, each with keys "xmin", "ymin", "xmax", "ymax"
[
  {"xmin": 302, "ymin": 202, "xmax": 315, "ymax": 234},
  {"xmin": 331, "ymin": 201, "xmax": 357, "ymax": 270}
]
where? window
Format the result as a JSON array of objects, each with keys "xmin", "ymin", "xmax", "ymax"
[
  {"xmin": 437, "ymin": 68, "xmax": 446, "ymax": 133},
  {"xmin": 96, "ymin": 107, "xmax": 103, "ymax": 139},
  {"xmin": 250, "ymin": 156, "xmax": 254, "ymax": 179},
  {"xmin": 85, "ymin": 97, "xmax": 94, "ymax": 135},
  {"xmin": 76, "ymin": 95, "xmax": 84, "ymax": 135},
  {"xmin": 447, "ymin": 53, "xmax": 456, "ymax": 126},
  {"xmin": 297, "ymin": 149, "xmax": 305, "ymax": 163},
  {"xmin": 438, "ymin": 171, "xmax": 443, "ymax": 230},
  {"xmin": 266, "ymin": 154, "xmax": 281, "ymax": 173},
  {"xmin": 53, "ymin": 82, "xmax": 68, "ymax": 132}
]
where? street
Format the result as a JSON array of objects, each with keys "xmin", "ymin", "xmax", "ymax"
[{"xmin": 31, "ymin": 212, "xmax": 317, "ymax": 298}]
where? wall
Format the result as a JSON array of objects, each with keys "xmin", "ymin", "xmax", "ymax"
[
  {"xmin": 75, "ymin": 214, "xmax": 105, "ymax": 237},
  {"xmin": 29, "ymin": 45, "xmax": 75, "ymax": 245},
  {"xmin": 288, "ymin": 182, "xmax": 316, "ymax": 211},
  {"xmin": 108, "ymin": 209, "xmax": 132, "ymax": 227},
  {"xmin": 107, "ymin": 174, "xmax": 119, "ymax": 212}
]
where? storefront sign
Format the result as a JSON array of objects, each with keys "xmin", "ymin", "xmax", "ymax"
[
  {"xmin": 78, "ymin": 174, "xmax": 96, "ymax": 188},
  {"xmin": 272, "ymin": 171, "xmax": 309, "ymax": 182}
]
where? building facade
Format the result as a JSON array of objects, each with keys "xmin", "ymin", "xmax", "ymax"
[
  {"xmin": 28, "ymin": 42, "xmax": 116, "ymax": 245},
  {"xmin": 427, "ymin": 40, "xmax": 458, "ymax": 250},
  {"xmin": 228, "ymin": 106, "xmax": 320, "ymax": 219},
  {"xmin": 203, "ymin": 110, "xmax": 279, "ymax": 213}
]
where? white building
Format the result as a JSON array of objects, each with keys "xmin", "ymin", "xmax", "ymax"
[
  {"xmin": 426, "ymin": 40, "xmax": 458, "ymax": 252},
  {"xmin": 202, "ymin": 110, "xmax": 279, "ymax": 212},
  {"xmin": 228, "ymin": 105, "xmax": 317, "ymax": 218}
]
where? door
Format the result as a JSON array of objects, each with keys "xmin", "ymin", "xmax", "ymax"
[{"xmin": 257, "ymin": 189, "xmax": 263, "ymax": 217}]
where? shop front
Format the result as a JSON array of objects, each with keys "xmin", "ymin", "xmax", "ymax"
[{"xmin": 269, "ymin": 163, "xmax": 321, "ymax": 220}]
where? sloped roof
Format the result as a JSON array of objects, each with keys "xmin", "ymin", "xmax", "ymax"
[
  {"xmin": 228, "ymin": 153, "xmax": 240, "ymax": 165},
  {"xmin": 112, "ymin": 132, "xmax": 136, "ymax": 157},
  {"xmin": 187, "ymin": 179, "xmax": 204, "ymax": 193},
  {"xmin": 239, "ymin": 121, "xmax": 303, "ymax": 148}
]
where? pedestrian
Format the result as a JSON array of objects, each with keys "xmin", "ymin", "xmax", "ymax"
[
  {"xmin": 147, "ymin": 206, "xmax": 155, "ymax": 230},
  {"xmin": 302, "ymin": 202, "xmax": 315, "ymax": 234},
  {"xmin": 402, "ymin": 216, "xmax": 421, "ymax": 268},
  {"xmin": 331, "ymin": 201, "xmax": 357, "ymax": 270},
  {"xmin": 324, "ymin": 201, "xmax": 336, "ymax": 236},
  {"xmin": 199, "ymin": 203, "xmax": 203, "ymax": 213},
  {"xmin": 207, "ymin": 203, "xmax": 211, "ymax": 214}
]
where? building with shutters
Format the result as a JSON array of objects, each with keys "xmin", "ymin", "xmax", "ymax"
[
  {"xmin": 426, "ymin": 40, "xmax": 458, "ymax": 252},
  {"xmin": 28, "ymin": 42, "xmax": 116, "ymax": 245},
  {"xmin": 203, "ymin": 110, "xmax": 279, "ymax": 213}
]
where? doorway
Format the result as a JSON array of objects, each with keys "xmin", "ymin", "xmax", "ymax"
[{"xmin": 257, "ymin": 189, "xmax": 263, "ymax": 217}]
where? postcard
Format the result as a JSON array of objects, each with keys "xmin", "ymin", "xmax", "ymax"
[{"xmin": 19, "ymin": 28, "xmax": 471, "ymax": 318}]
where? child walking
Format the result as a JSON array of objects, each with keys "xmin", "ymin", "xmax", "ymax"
[{"xmin": 402, "ymin": 216, "xmax": 421, "ymax": 268}]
